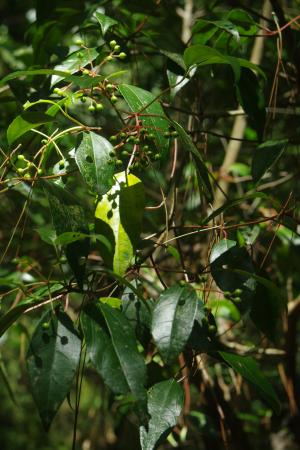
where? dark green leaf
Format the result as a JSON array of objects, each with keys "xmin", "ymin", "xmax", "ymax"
[
  {"xmin": 236, "ymin": 68, "xmax": 266, "ymax": 140},
  {"xmin": 43, "ymin": 181, "xmax": 89, "ymax": 288},
  {"xmin": 251, "ymin": 139, "xmax": 288, "ymax": 183},
  {"xmin": 7, "ymin": 112, "xmax": 55, "ymax": 146},
  {"xmin": 0, "ymin": 69, "xmax": 76, "ymax": 87},
  {"xmin": 220, "ymin": 351, "xmax": 280, "ymax": 414},
  {"xmin": 118, "ymin": 84, "xmax": 169, "ymax": 158},
  {"xmin": 26, "ymin": 309, "xmax": 81, "ymax": 430},
  {"xmin": 140, "ymin": 379, "xmax": 184, "ymax": 450},
  {"xmin": 75, "ymin": 131, "xmax": 115, "ymax": 194},
  {"xmin": 82, "ymin": 303, "xmax": 147, "ymax": 404},
  {"xmin": 151, "ymin": 285, "xmax": 198, "ymax": 363},
  {"xmin": 94, "ymin": 12, "xmax": 118, "ymax": 35},
  {"xmin": 51, "ymin": 48, "xmax": 99, "ymax": 86}
]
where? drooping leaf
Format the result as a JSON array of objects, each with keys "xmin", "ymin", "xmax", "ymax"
[
  {"xmin": 26, "ymin": 309, "xmax": 81, "ymax": 430},
  {"xmin": 7, "ymin": 112, "xmax": 55, "ymax": 146},
  {"xmin": 122, "ymin": 283, "xmax": 153, "ymax": 345},
  {"xmin": 251, "ymin": 139, "xmax": 288, "ymax": 183},
  {"xmin": 170, "ymin": 120, "xmax": 213, "ymax": 201},
  {"xmin": 118, "ymin": 84, "xmax": 169, "ymax": 158},
  {"xmin": 75, "ymin": 131, "xmax": 115, "ymax": 194},
  {"xmin": 151, "ymin": 284, "xmax": 198, "ymax": 363},
  {"xmin": 51, "ymin": 47, "xmax": 99, "ymax": 86},
  {"xmin": 94, "ymin": 11, "xmax": 118, "ymax": 36},
  {"xmin": 236, "ymin": 68, "xmax": 266, "ymax": 140},
  {"xmin": 220, "ymin": 351, "xmax": 280, "ymax": 414},
  {"xmin": 82, "ymin": 303, "xmax": 147, "ymax": 404},
  {"xmin": 95, "ymin": 171, "xmax": 144, "ymax": 275},
  {"xmin": 43, "ymin": 181, "xmax": 89, "ymax": 288},
  {"xmin": 140, "ymin": 379, "xmax": 184, "ymax": 450},
  {"xmin": 210, "ymin": 239, "xmax": 256, "ymax": 312}
]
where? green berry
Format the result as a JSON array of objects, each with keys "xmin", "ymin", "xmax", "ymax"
[
  {"xmin": 134, "ymin": 138, "xmax": 140, "ymax": 144},
  {"xmin": 121, "ymin": 150, "xmax": 129, "ymax": 157},
  {"xmin": 88, "ymin": 104, "xmax": 96, "ymax": 112},
  {"xmin": 82, "ymin": 68, "xmax": 90, "ymax": 75},
  {"xmin": 111, "ymin": 95, "xmax": 118, "ymax": 103},
  {"xmin": 110, "ymin": 135, "xmax": 117, "ymax": 142},
  {"xmin": 106, "ymin": 55, "xmax": 113, "ymax": 61},
  {"xmin": 116, "ymin": 159, "xmax": 123, "ymax": 167},
  {"xmin": 42, "ymin": 322, "xmax": 50, "ymax": 330},
  {"xmin": 80, "ymin": 96, "xmax": 87, "ymax": 103},
  {"xmin": 58, "ymin": 159, "xmax": 65, "ymax": 168},
  {"xmin": 114, "ymin": 45, "xmax": 121, "ymax": 52},
  {"xmin": 148, "ymin": 133, "xmax": 155, "ymax": 140},
  {"xmin": 17, "ymin": 154, "xmax": 25, "ymax": 161},
  {"xmin": 233, "ymin": 296, "xmax": 242, "ymax": 303},
  {"xmin": 95, "ymin": 102, "xmax": 104, "ymax": 111},
  {"xmin": 41, "ymin": 139, "xmax": 48, "ymax": 145},
  {"xmin": 171, "ymin": 131, "xmax": 179, "ymax": 137},
  {"xmin": 164, "ymin": 131, "xmax": 170, "ymax": 138},
  {"xmin": 154, "ymin": 153, "xmax": 161, "ymax": 160},
  {"xmin": 53, "ymin": 87, "xmax": 60, "ymax": 94},
  {"xmin": 75, "ymin": 39, "xmax": 83, "ymax": 46},
  {"xmin": 106, "ymin": 83, "xmax": 114, "ymax": 90},
  {"xmin": 109, "ymin": 40, "xmax": 117, "ymax": 49},
  {"xmin": 223, "ymin": 291, "xmax": 232, "ymax": 299},
  {"xmin": 37, "ymin": 168, "xmax": 43, "ymax": 175},
  {"xmin": 118, "ymin": 52, "xmax": 127, "ymax": 59},
  {"xmin": 208, "ymin": 325, "xmax": 217, "ymax": 335},
  {"xmin": 17, "ymin": 168, "xmax": 24, "ymax": 174},
  {"xmin": 109, "ymin": 151, "xmax": 116, "ymax": 157},
  {"xmin": 234, "ymin": 288, "xmax": 243, "ymax": 295},
  {"xmin": 120, "ymin": 132, "xmax": 126, "ymax": 138},
  {"xmin": 24, "ymin": 173, "xmax": 31, "ymax": 179}
]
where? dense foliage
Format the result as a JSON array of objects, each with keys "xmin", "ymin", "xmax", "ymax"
[{"xmin": 1, "ymin": 1, "xmax": 300, "ymax": 449}]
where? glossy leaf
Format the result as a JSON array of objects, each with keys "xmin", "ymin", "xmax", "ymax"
[
  {"xmin": 95, "ymin": 171, "xmax": 144, "ymax": 275},
  {"xmin": 170, "ymin": 120, "xmax": 213, "ymax": 201},
  {"xmin": 82, "ymin": 303, "xmax": 147, "ymax": 403},
  {"xmin": 251, "ymin": 139, "xmax": 288, "ymax": 183},
  {"xmin": 51, "ymin": 48, "xmax": 99, "ymax": 86},
  {"xmin": 118, "ymin": 84, "xmax": 169, "ymax": 157},
  {"xmin": 43, "ymin": 181, "xmax": 89, "ymax": 288},
  {"xmin": 7, "ymin": 112, "xmax": 55, "ymax": 146},
  {"xmin": 140, "ymin": 379, "xmax": 184, "ymax": 450},
  {"xmin": 151, "ymin": 284, "xmax": 198, "ymax": 363},
  {"xmin": 94, "ymin": 11, "xmax": 118, "ymax": 35},
  {"xmin": 75, "ymin": 131, "xmax": 115, "ymax": 194},
  {"xmin": 220, "ymin": 351, "xmax": 280, "ymax": 413},
  {"xmin": 26, "ymin": 309, "xmax": 81, "ymax": 430}
]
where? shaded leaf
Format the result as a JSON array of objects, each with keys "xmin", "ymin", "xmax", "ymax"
[
  {"xmin": 118, "ymin": 84, "xmax": 169, "ymax": 157},
  {"xmin": 51, "ymin": 48, "xmax": 99, "ymax": 86},
  {"xmin": 82, "ymin": 303, "xmax": 147, "ymax": 404},
  {"xmin": 7, "ymin": 112, "xmax": 55, "ymax": 146},
  {"xmin": 220, "ymin": 351, "xmax": 280, "ymax": 413},
  {"xmin": 140, "ymin": 379, "xmax": 184, "ymax": 450},
  {"xmin": 0, "ymin": 69, "xmax": 76, "ymax": 87},
  {"xmin": 95, "ymin": 171, "xmax": 144, "ymax": 275},
  {"xmin": 26, "ymin": 309, "xmax": 81, "ymax": 430},
  {"xmin": 251, "ymin": 139, "xmax": 288, "ymax": 183},
  {"xmin": 151, "ymin": 285, "xmax": 198, "ymax": 363},
  {"xmin": 94, "ymin": 11, "xmax": 118, "ymax": 36},
  {"xmin": 43, "ymin": 181, "xmax": 89, "ymax": 288},
  {"xmin": 75, "ymin": 131, "xmax": 115, "ymax": 194}
]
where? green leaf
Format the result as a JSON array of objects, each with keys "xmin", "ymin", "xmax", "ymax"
[
  {"xmin": 82, "ymin": 303, "xmax": 147, "ymax": 404},
  {"xmin": 94, "ymin": 11, "xmax": 118, "ymax": 36},
  {"xmin": 122, "ymin": 283, "xmax": 153, "ymax": 345},
  {"xmin": 140, "ymin": 379, "xmax": 184, "ymax": 450},
  {"xmin": 51, "ymin": 48, "xmax": 99, "ymax": 86},
  {"xmin": 43, "ymin": 181, "xmax": 89, "ymax": 288},
  {"xmin": 7, "ymin": 112, "xmax": 55, "ymax": 146},
  {"xmin": 26, "ymin": 309, "xmax": 81, "ymax": 430},
  {"xmin": 184, "ymin": 44, "xmax": 265, "ymax": 80},
  {"xmin": 236, "ymin": 68, "xmax": 266, "ymax": 140},
  {"xmin": 118, "ymin": 84, "xmax": 169, "ymax": 157},
  {"xmin": 75, "ymin": 131, "xmax": 115, "ymax": 194},
  {"xmin": 170, "ymin": 120, "xmax": 213, "ymax": 201},
  {"xmin": 95, "ymin": 171, "xmax": 144, "ymax": 275},
  {"xmin": 99, "ymin": 296, "xmax": 121, "ymax": 309},
  {"xmin": 220, "ymin": 351, "xmax": 280, "ymax": 414},
  {"xmin": 210, "ymin": 239, "xmax": 256, "ymax": 312},
  {"xmin": 251, "ymin": 139, "xmax": 288, "ymax": 183},
  {"xmin": 151, "ymin": 285, "xmax": 198, "ymax": 363},
  {"xmin": 0, "ymin": 283, "xmax": 63, "ymax": 338},
  {"xmin": 0, "ymin": 69, "xmax": 76, "ymax": 87}
]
